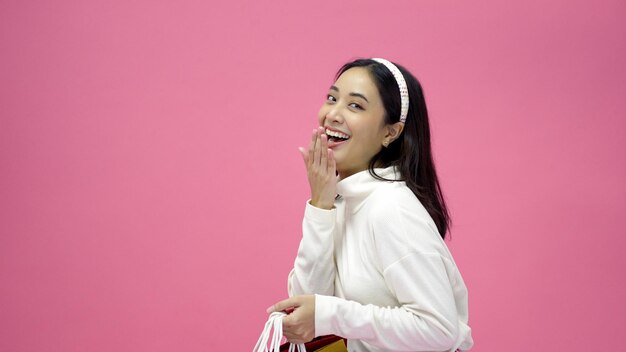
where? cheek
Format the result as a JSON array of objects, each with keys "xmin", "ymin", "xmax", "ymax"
[
  {"xmin": 317, "ymin": 106, "xmax": 327, "ymax": 126},
  {"xmin": 355, "ymin": 127, "xmax": 384, "ymax": 149}
]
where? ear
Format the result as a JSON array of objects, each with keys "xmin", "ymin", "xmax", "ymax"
[{"xmin": 382, "ymin": 122, "xmax": 404, "ymax": 147}]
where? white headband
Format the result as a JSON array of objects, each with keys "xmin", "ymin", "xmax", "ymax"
[{"xmin": 372, "ymin": 58, "xmax": 409, "ymax": 123}]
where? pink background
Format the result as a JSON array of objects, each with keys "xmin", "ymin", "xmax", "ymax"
[{"xmin": 1, "ymin": 1, "xmax": 625, "ymax": 350}]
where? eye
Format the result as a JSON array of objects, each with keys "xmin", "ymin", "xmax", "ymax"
[
  {"xmin": 349, "ymin": 103, "xmax": 364, "ymax": 110},
  {"xmin": 326, "ymin": 94, "xmax": 336, "ymax": 102}
]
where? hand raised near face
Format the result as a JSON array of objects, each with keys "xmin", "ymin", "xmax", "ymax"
[{"xmin": 298, "ymin": 127, "xmax": 337, "ymax": 210}]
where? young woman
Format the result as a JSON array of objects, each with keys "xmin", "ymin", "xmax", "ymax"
[{"xmin": 267, "ymin": 58, "xmax": 474, "ymax": 351}]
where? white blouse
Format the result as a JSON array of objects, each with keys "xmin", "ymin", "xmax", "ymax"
[{"xmin": 288, "ymin": 166, "xmax": 473, "ymax": 351}]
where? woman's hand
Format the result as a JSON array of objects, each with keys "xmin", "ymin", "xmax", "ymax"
[
  {"xmin": 299, "ymin": 127, "xmax": 336, "ymax": 210},
  {"xmin": 267, "ymin": 295, "xmax": 316, "ymax": 344}
]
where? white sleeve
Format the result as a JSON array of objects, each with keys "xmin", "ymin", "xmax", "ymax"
[
  {"xmin": 314, "ymin": 202, "xmax": 461, "ymax": 351},
  {"xmin": 287, "ymin": 201, "xmax": 337, "ymax": 297},
  {"xmin": 315, "ymin": 253, "xmax": 460, "ymax": 351}
]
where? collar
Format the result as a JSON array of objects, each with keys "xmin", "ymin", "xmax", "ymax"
[{"xmin": 336, "ymin": 166, "xmax": 401, "ymax": 213}]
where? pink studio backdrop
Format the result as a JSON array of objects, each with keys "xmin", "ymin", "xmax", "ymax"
[{"xmin": 1, "ymin": 1, "xmax": 625, "ymax": 351}]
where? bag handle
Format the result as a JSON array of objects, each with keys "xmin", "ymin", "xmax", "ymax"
[{"xmin": 253, "ymin": 312, "xmax": 306, "ymax": 352}]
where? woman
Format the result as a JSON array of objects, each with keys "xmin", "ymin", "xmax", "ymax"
[{"xmin": 267, "ymin": 58, "xmax": 474, "ymax": 351}]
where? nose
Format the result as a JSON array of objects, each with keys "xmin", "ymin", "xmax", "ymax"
[{"xmin": 323, "ymin": 106, "xmax": 344, "ymax": 125}]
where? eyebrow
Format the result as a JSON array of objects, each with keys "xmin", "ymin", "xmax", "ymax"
[{"xmin": 330, "ymin": 85, "xmax": 369, "ymax": 103}]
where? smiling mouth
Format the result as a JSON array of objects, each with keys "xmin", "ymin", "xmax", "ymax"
[{"xmin": 325, "ymin": 128, "xmax": 350, "ymax": 143}]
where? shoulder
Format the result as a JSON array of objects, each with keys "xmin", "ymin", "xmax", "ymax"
[
  {"xmin": 364, "ymin": 181, "xmax": 444, "ymax": 255},
  {"xmin": 367, "ymin": 181, "xmax": 432, "ymax": 224}
]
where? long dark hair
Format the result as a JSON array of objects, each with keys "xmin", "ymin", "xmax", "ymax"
[{"xmin": 336, "ymin": 59, "xmax": 451, "ymax": 239}]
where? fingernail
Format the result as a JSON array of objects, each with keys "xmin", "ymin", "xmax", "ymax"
[{"xmin": 266, "ymin": 305, "xmax": 275, "ymax": 313}]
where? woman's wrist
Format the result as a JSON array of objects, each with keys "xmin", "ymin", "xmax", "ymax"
[{"xmin": 310, "ymin": 198, "xmax": 334, "ymax": 210}]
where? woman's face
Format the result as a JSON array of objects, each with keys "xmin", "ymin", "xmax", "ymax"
[{"xmin": 318, "ymin": 67, "xmax": 389, "ymax": 179}]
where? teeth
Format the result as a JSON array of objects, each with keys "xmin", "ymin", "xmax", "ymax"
[{"xmin": 325, "ymin": 129, "xmax": 350, "ymax": 140}]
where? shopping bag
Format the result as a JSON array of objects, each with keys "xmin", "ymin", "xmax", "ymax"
[{"xmin": 281, "ymin": 335, "xmax": 346, "ymax": 352}]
